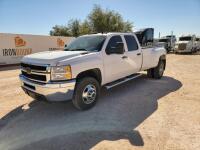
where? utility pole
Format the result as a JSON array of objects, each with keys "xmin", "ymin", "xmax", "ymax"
[
  {"xmin": 171, "ymin": 30, "xmax": 173, "ymax": 44},
  {"xmin": 170, "ymin": 31, "xmax": 174, "ymax": 51},
  {"xmin": 159, "ymin": 32, "xmax": 161, "ymax": 39}
]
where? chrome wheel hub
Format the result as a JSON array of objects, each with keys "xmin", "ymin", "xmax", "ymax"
[{"xmin": 82, "ymin": 84, "xmax": 96, "ymax": 104}]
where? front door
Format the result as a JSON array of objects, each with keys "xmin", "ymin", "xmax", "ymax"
[{"xmin": 103, "ymin": 35, "xmax": 131, "ymax": 83}]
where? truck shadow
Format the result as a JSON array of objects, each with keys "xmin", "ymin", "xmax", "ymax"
[{"xmin": 0, "ymin": 75, "xmax": 182, "ymax": 150}]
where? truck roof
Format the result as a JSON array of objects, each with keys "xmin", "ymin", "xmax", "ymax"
[
  {"xmin": 180, "ymin": 34, "xmax": 195, "ymax": 37},
  {"xmin": 81, "ymin": 32, "xmax": 135, "ymax": 36}
]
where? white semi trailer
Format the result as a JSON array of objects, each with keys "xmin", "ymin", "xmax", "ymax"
[{"xmin": 0, "ymin": 33, "xmax": 74, "ymax": 66}]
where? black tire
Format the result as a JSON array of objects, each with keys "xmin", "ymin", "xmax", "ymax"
[
  {"xmin": 193, "ymin": 48, "xmax": 197, "ymax": 53},
  {"xmin": 72, "ymin": 77, "xmax": 100, "ymax": 110},
  {"xmin": 153, "ymin": 59, "xmax": 165, "ymax": 79},
  {"xmin": 147, "ymin": 68, "xmax": 154, "ymax": 78},
  {"xmin": 166, "ymin": 48, "xmax": 170, "ymax": 53}
]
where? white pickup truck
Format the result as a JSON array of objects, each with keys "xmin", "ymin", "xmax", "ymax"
[{"xmin": 19, "ymin": 31, "xmax": 166, "ymax": 110}]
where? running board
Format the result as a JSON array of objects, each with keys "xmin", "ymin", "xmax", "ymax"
[{"xmin": 105, "ymin": 73, "xmax": 143, "ymax": 89}]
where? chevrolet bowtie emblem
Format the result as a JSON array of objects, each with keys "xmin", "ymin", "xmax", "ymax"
[{"xmin": 25, "ymin": 67, "xmax": 31, "ymax": 74}]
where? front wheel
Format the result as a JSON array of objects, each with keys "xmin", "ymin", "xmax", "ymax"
[{"xmin": 72, "ymin": 77, "xmax": 100, "ymax": 110}]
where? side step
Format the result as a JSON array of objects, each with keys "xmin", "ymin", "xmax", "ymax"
[{"xmin": 105, "ymin": 73, "xmax": 143, "ymax": 89}]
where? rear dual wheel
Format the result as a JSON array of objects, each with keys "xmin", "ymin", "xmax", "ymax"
[{"xmin": 147, "ymin": 59, "xmax": 165, "ymax": 79}]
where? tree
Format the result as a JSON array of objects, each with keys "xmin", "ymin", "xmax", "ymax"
[
  {"xmin": 122, "ymin": 21, "xmax": 133, "ymax": 32},
  {"xmin": 68, "ymin": 19, "xmax": 81, "ymax": 37},
  {"xmin": 50, "ymin": 5, "xmax": 133, "ymax": 36},
  {"xmin": 79, "ymin": 20, "xmax": 92, "ymax": 35},
  {"xmin": 49, "ymin": 25, "xmax": 70, "ymax": 36}
]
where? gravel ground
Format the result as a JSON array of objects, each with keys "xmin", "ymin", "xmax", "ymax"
[{"xmin": 0, "ymin": 54, "xmax": 200, "ymax": 150}]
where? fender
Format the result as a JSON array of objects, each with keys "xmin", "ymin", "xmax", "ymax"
[{"xmin": 160, "ymin": 55, "xmax": 166, "ymax": 60}]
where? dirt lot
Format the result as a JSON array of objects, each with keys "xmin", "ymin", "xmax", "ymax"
[{"xmin": 0, "ymin": 54, "xmax": 200, "ymax": 150}]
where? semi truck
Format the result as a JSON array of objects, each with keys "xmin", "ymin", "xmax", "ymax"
[
  {"xmin": 19, "ymin": 29, "xmax": 166, "ymax": 110},
  {"xmin": 195, "ymin": 37, "xmax": 200, "ymax": 51},
  {"xmin": 158, "ymin": 35, "xmax": 176, "ymax": 53},
  {"xmin": 175, "ymin": 35, "xmax": 198, "ymax": 53}
]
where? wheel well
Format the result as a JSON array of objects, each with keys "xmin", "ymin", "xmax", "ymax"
[{"xmin": 76, "ymin": 69, "xmax": 102, "ymax": 84}]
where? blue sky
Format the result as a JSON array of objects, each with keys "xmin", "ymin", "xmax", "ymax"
[{"xmin": 0, "ymin": 0, "xmax": 200, "ymax": 38}]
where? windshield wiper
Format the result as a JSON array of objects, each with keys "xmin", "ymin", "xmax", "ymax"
[{"xmin": 69, "ymin": 48, "xmax": 88, "ymax": 51}]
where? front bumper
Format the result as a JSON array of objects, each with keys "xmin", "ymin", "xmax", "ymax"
[
  {"xmin": 19, "ymin": 74, "xmax": 76, "ymax": 101},
  {"xmin": 175, "ymin": 48, "xmax": 192, "ymax": 53}
]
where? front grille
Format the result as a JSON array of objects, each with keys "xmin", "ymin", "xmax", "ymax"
[
  {"xmin": 178, "ymin": 43, "xmax": 187, "ymax": 50},
  {"xmin": 21, "ymin": 63, "xmax": 50, "ymax": 83},
  {"xmin": 21, "ymin": 63, "xmax": 46, "ymax": 71},
  {"xmin": 22, "ymin": 71, "xmax": 47, "ymax": 82}
]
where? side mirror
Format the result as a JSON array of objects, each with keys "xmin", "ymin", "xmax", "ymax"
[
  {"xmin": 64, "ymin": 44, "xmax": 67, "ymax": 48},
  {"xmin": 106, "ymin": 42, "xmax": 124, "ymax": 54}
]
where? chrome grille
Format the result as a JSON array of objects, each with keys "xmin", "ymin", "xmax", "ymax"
[
  {"xmin": 178, "ymin": 43, "xmax": 187, "ymax": 50},
  {"xmin": 21, "ymin": 63, "xmax": 47, "ymax": 71},
  {"xmin": 20, "ymin": 63, "xmax": 50, "ymax": 83}
]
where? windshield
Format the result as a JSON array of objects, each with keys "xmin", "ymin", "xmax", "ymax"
[
  {"xmin": 159, "ymin": 39, "xmax": 168, "ymax": 42},
  {"xmin": 166, "ymin": 35, "xmax": 175, "ymax": 38},
  {"xmin": 179, "ymin": 37, "xmax": 192, "ymax": 41},
  {"xmin": 64, "ymin": 35, "xmax": 106, "ymax": 52}
]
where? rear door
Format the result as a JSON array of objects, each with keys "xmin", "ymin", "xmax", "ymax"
[{"xmin": 123, "ymin": 35, "xmax": 142, "ymax": 74}]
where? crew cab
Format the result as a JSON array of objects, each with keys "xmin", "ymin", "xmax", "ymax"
[
  {"xmin": 175, "ymin": 35, "xmax": 197, "ymax": 53},
  {"xmin": 19, "ymin": 29, "xmax": 166, "ymax": 110}
]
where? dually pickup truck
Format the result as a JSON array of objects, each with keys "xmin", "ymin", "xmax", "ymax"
[{"xmin": 19, "ymin": 29, "xmax": 166, "ymax": 110}]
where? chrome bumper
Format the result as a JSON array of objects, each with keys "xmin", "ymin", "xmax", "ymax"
[
  {"xmin": 19, "ymin": 74, "xmax": 76, "ymax": 101},
  {"xmin": 175, "ymin": 48, "xmax": 192, "ymax": 53}
]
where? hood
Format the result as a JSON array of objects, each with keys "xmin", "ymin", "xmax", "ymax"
[
  {"xmin": 21, "ymin": 50, "xmax": 90, "ymax": 66},
  {"xmin": 156, "ymin": 42, "xmax": 168, "ymax": 47},
  {"xmin": 158, "ymin": 42, "xmax": 168, "ymax": 45}
]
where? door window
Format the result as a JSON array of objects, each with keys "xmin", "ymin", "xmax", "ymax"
[
  {"xmin": 124, "ymin": 35, "xmax": 138, "ymax": 51},
  {"xmin": 106, "ymin": 36, "xmax": 122, "ymax": 54}
]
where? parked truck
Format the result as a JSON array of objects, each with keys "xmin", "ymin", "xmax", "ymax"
[
  {"xmin": 175, "ymin": 35, "xmax": 197, "ymax": 53},
  {"xmin": 134, "ymin": 28, "xmax": 154, "ymax": 47},
  {"xmin": 195, "ymin": 37, "xmax": 200, "ymax": 51},
  {"xmin": 158, "ymin": 35, "xmax": 176, "ymax": 53},
  {"xmin": 19, "ymin": 29, "xmax": 166, "ymax": 110}
]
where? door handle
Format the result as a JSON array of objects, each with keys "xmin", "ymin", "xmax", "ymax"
[
  {"xmin": 137, "ymin": 53, "xmax": 141, "ymax": 56},
  {"xmin": 122, "ymin": 56, "xmax": 128, "ymax": 59}
]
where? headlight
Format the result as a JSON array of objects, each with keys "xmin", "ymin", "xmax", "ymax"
[{"xmin": 51, "ymin": 65, "xmax": 72, "ymax": 81}]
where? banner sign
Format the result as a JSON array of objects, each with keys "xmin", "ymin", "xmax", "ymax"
[{"xmin": 0, "ymin": 33, "xmax": 74, "ymax": 65}]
